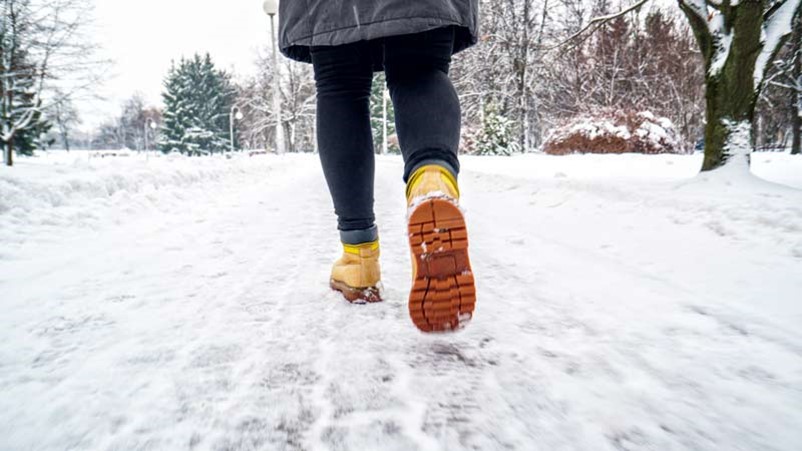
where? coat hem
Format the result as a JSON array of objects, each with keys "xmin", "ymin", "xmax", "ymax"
[{"xmin": 280, "ymin": 16, "xmax": 477, "ymax": 64}]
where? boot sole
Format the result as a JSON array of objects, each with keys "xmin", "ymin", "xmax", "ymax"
[
  {"xmin": 408, "ymin": 197, "xmax": 476, "ymax": 332},
  {"xmin": 330, "ymin": 279, "xmax": 383, "ymax": 304}
]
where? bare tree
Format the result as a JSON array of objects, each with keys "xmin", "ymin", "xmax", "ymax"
[
  {"xmin": 237, "ymin": 54, "xmax": 279, "ymax": 151},
  {"xmin": 450, "ymin": 0, "xmax": 555, "ymax": 152},
  {"xmin": 239, "ymin": 50, "xmax": 316, "ymax": 152},
  {"xmin": 281, "ymin": 58, "xmax": 316, "ymax": 152},
  {"xmin": 1, "ymin": 0, "xmax": 105, "ymax": 166},
  {"xmin": 532, "ymin": 2, "xmax": 704, "ymax": 150},
  {"xmin": 760, "ymin": 10, "xmax": 802, "ymax": 153},
  {"xmin": 120, "ymin": 93, "xmax": 147, "ymax": 150},
  {"xmin": 50, "ymin": 91, "xmax": 80, "ymax": 151},
  {"xmin": 95, "ymin": 118, "xmax": 125, "ymax": 150},
  {"xmin": 555, "ymin": 0, "xmax": 800, "ymax": 168}
]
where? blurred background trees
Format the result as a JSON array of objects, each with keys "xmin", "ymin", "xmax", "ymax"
[
  {"xmin": 1, "ymin": 0, "xmax": 105, "ymax": 165},
  {"xmin": 22, "ymin": 0, "xmax": 798, "ymax": 159}
]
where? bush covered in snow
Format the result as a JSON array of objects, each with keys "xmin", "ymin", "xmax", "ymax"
[
  {"xmin": 475, "ymin": 110, "xmax": 520, "ymax": 156},
  {"xmin": 542, "ymin": 110, "xmax": 683, "ymax": 155}
]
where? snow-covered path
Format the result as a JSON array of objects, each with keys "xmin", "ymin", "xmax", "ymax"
[{"xmin": 2, "ymin": 153, "xmax": 801, "ymax": 450}]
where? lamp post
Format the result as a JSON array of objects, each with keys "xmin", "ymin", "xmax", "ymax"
[
  {"xmin": 230, "ymin": 105, "xmax": 244, "ymax": 153},
  {"xmin": 263, "ymin": 0, "xmax": 285, "ymax": 154}
]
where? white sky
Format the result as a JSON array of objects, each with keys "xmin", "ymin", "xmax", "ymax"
[{"xmin": 81, "ymin": 0, "xmax": 274, "ymax": 130}]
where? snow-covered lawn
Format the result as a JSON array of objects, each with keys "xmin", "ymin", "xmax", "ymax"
[{"xmin": 1, "ymin": 151, "xmax": 801, "ymax": 450}]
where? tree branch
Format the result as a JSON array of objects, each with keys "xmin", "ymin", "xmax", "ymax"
[
  {"xmin": 678, "ymin": 0, "xmax": 715, "ymax": 65},
  {"xmin": 765, "ymin": 0, "xmax": 791, "ymax": 22},
  {"xmin": 548, "ymin": 0, "xmax": 652, "ymax": 51}
]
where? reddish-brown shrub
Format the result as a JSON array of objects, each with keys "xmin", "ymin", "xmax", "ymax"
[{"xmin": 542, "ymin": 110, "xmax": 684, "ymax": 155}]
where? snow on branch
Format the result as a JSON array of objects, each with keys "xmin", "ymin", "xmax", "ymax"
[
  {"xmin": 678, "ymin": 0, "xmax": 710, "ymax": 22},
  {"xmin": 708, "ymin": 12, "xmax": 732, "ymax": 76},
  {"xmin": 678, "ymin": 1, "xmax": 739, "ymax": 78},
  {"xmin": 755, "ymin": 0, "xmax": 802, "ymax": 90}
]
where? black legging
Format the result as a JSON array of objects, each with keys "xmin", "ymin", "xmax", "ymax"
[{"xmin": 311, "ymin": 27, "xmax": 462, "ymax": 239}]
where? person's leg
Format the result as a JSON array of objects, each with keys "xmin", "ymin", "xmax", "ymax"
[
  {"xmin": 383, "ymin": 27, "xmax": 476, "ymax": 332},
  {"xmin": 311, "ymin": 42, "xmax": 378, "ymax": 244},
  {"xmin": 312, "ymin": 42, "xmax": 382, "ymax": 304},
  {"xmin": 383, "ymin": 26, "xmax": 461, "ymax": 182}
]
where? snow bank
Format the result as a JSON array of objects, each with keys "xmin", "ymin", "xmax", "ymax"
[
  {"xmin": 751, "ymin": 152, "xmax": 802, "ymax": 189},
  {"xmin": 461, "ymin": 152, "xmax": 702, "ymax": 180},
  {"xmin": 0, "ymin": 151, "xmax": 282, "ymax": 248}
]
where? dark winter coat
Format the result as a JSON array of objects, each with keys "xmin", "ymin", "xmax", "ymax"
[{"xmin": 278, "ymin": 0, "xmax": 479, "ymax": 64}]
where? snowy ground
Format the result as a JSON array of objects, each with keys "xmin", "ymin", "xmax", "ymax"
[{"xmin": 1, "ymin": 151, "xmax": 801, "ymax": 450}]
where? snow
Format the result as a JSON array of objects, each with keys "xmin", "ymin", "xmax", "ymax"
[
  {"xmin": 2, "ymin": 151, "xmax": 802, "ymax": 450},
  {"xmin": 721, "ymin": 118, "xmax": 753, "ymax": 172},
  {"xmin": 755, "ymin": 0, "xmax": 802, "ymax": 89},
  {"xmin": 560, "ymin": 120, "xmax": 632, "ymax": 142},
  {"xmin": 0, "ymin": 151, "xmax": 275, "ymax": 251},
  {"xmin": 636, "ymin": 113, "xmax": 679, "ymax": 149},
  {"xmin": 708, "ymin": 12, "xmax": 733, "ymax": 77},
  {"xmin": 678, "ymin": 0, "xmax": 710, "ymax": 28}
]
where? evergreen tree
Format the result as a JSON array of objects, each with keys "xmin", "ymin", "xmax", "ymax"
[
  {"xmin": 160, "ymin": 62, "xmax": 187, "ymax": 153},
  {"xmin": 477, "ymin": 106, "xmax": 519, "ymax": 156},
  {"xmin": 12, "ymin": 69, "xmax": 52, "ymax": 154},
  {"xmin": 369, "ymin": 73, "xmax": 396, "ymax": 154},
  {"xmin": 13, "ymin": 105, "xmax": 52, "ymax": 154},
  {"xmin": 0, "ymin": 15, "xmax": 52, "ymax": 157},
  {"xmin": 159, "ymin": 54, "xmax": 235, "ymax": 155}
]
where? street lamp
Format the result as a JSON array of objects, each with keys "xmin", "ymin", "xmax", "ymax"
[
  {"xmin": 144, "ymin": 118, "xmax": 157, "ymax": 152},
  {"xmin": 263, "ymin": 0, "xmax": 285, "ymax": 154},
  {"xmin": 230, "ymin": 105, "xmax": 244, "ymax": 153},
  {"xmin": 262, "ymin": 0, "xmax": 277, "ymax": 16}
]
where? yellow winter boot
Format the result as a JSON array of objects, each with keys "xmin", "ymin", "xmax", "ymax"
[
  {"xmin": 330, "ymin": 240, "xmax": 382, "ymax": 303},
  {"xmin": 406, "ymin": 165, "xmax": 476, "ymax": 332}
]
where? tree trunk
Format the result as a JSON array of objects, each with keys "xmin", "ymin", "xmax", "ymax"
[
  {"xmin": 701, "ymin": 78, "xmax": 758, "ymax": 170},
  {"xmin": 4, "ymin": 140, "xmax": 13, "ymax": 167},
  {"xmin": 682, "ymin": 3, "xmax": 764, "ymax": 171},
  {"xmin": 517, "ymin": 57, "xmax": 528, "ymax": 153},
  {"xmin": 62, "ymin": 124, "xmax": 71, "ymax": 151},
  {"xmin": 792, "ymin": 78, "xmax": 801, "ymax": 154},
  {"xmin": 792, "ymin": 13, "xmax": 801, "ymax": 155},
  {"xmin": 517, "ymin": 0, "xmax": 531, "ymax": 154}
]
